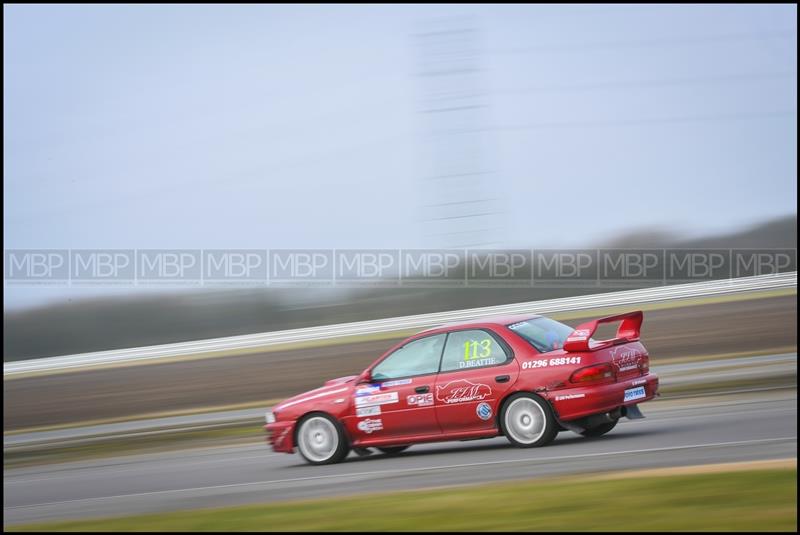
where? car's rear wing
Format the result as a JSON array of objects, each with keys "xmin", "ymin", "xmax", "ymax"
[{"xmin": 563, "ymin": 310, "xmax": 643, "ymax": 352}]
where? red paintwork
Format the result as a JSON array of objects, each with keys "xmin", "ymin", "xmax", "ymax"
[{"xmin": 265, "ymin": 312, "xmax": 659, "ymax": 454}]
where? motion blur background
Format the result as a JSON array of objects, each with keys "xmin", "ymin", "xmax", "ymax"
[
  {"xmin": 3, "ymin": 4, "xmax": 797, "ymax": 531},
  {"xmin": 4, "ymin": 3, "xmax": 797, "ymax": 359}
]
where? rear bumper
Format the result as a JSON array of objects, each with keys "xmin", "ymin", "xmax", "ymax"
[
  {"xmin": 265, "ymin": 421, "xmax": 296, "ymax": 453},
  {"xmin": 547, "ymin": 372, "xmax": 659, "ymax": 421}
]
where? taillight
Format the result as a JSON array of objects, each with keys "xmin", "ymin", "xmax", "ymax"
[
  {"xmin": 639, "ymin": 358, "xmax": 650, "ymax": 374},
  {"xmin": 570, "ymin": 363, "xmax": 615, "ymax": 384}
]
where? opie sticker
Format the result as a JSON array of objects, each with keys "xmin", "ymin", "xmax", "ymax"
[{"xmin": 407, "ymin": 393, "xmax": 434, "ymax": 406}]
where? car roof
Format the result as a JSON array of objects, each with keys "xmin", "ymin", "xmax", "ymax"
[{"xmin": 420, "ymin": 313, "xmax": 543, "ymax": 333}]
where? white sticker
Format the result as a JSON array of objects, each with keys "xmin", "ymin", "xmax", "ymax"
[
  {"xmin": 382, "ymin": 378, "xmax": 412, "ymax": 387},
  {"xmin": 356, "ymin": 405, "xmax": 382, "ymax": 417},
  {"xmin": 357, "ymin": 418, "xmax": 383, "ymax": 434},
  {"xmin": 354, "ymin": 392, "xmax": 399, "ymax": 407},
  {"xmin": 554, "ymin": 393, "xmax": 586, "ymax": 401}
]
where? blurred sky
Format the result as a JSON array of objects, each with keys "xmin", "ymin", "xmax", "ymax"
[{"xmin": 4, "ymin": 4, "xmax": 797, "ymax": 309}]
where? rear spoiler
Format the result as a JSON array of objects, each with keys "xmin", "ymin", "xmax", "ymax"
[{"xmin": 563, "ymin": 310, "xmax": 643, "ymax": 352}]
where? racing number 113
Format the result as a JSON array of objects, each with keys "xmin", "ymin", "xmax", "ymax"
[{"xmin": 464, "ymin": 339, "xmax": 492, "ymax": 361}]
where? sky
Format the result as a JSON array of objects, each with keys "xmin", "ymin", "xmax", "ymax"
[{"xmin": 3, "ymin": 4, "xmax": 797, "ymax": 309}]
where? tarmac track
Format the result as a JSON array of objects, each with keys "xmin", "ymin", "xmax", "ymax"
[{"xmin": 4, "ymin": 390, "xmax": 796, "ymax": 525}]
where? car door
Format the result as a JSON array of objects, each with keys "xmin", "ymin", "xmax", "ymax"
[
  {"xmin": 347, "ymin": 333, "xmax": 446, "ymax": 442},
  {"xmin": 434, "ymin": 328, "xmax": 519, "ymax": 434}
]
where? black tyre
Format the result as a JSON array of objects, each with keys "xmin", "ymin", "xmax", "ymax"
[
  {"xmin": 500, "ymin": 393, "xmax": 558, "ymax": 448},
  {"xmin": 377, "ymin": 446, "xmax": 410, "ymax": 455},
  {"xmin": 579, "ymin": 419, "xmax": 618, "ymax": 438},
  {"xmin": 295, "ymin": 413, "xmax": 350, "ymax": 465}
]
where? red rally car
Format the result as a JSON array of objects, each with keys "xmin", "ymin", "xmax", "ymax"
[{"xmin": 265, "ymin": 311, "xmax": 659, "ymax": 465}]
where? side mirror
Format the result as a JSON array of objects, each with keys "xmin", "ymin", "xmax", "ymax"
[{"xmin": 357, "ymin": 369, "xmax": 372, "ymax": 384}]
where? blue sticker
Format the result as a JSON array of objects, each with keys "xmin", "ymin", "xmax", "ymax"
[
  {"xmin": 355, "ymin": 384, "xmax": 381, "ymax": 396},
  {"xmin": 381, "ymin": 378, "xmax": 412, "ymax": 388},
  {"xmin": 476, "ymin": 402, "xmax": 492, "ymax": 421}
]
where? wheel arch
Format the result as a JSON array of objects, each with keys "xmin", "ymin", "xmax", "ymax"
[{"xmin": 293, "ymin": 410, "xmax": 352, "ymax": 449}]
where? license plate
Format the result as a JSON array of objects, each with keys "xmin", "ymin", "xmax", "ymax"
[{"xmin": 624, "ymin": 386, "xmax": 646, "ymax": 402}]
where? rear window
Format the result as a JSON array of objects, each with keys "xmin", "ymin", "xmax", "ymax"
[{"xmin": 507, "ymin": 317, "xmax": 575, "ymax": 353}]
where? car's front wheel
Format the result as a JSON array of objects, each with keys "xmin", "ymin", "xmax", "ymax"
[
  {"xmin": 296, "ymin": 413, "xmax": 350, "ymax": 465},
  {"xmin": 501, "ymin": 393, "xmax": 558, "ymax": 448}
]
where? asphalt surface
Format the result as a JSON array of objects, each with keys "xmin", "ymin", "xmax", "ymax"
[
  {"xmin": 4, "ymin": 390, "xmax": 796, "ymax": 526},
  {"xmin": 4, "ymin": 294, "xmax": 797, "ymax": 430}
]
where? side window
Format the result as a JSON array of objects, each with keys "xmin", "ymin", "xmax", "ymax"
[
  {"xmin": 440, "ymin": 329, "xmax": 510, "ymax": 372},
  {"xmin": 371, "ymin": 334, "xmax": 446, "ymax": 381}
]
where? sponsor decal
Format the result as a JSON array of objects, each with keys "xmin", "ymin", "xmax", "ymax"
[
  {"xmin": 357, "ymin": 418, "xmax": 383, "ymax": 434},
  {"xmin": 611, "ymin": 346, "xmax": 643, "ymax": 372},
  {"xmin": 356, "ymin": 405, "xmax": 381, "ymax": 417},
  {"xmin": 522, "ymin": 356, "xmax": 581, "ymax": 370},
  {"xmin": 436, "ymin": 379, "xmax": 492, "ymax": 404},
  {"xmin": 567, "ymin": 329, "xmax": 592, "ymax": 342},
  {"xmin": 459, "ymin": 357, "xmax": 497, "ymax": 369},
  {"xmin": 508, "ymin": 321, "xmax": 527, "ymax": 330},
  {"xmin": 354, "ymin": 391, "xmax": 399, "ymax": 407},
  {"xmin": 406, "ymin": 393, "xmax": 434, "ymax": 406},
  {"xmin": 476, "ymin": 402, "xmax": 493, "ymax": 421},
  {"xmin": 632, "ymin": 378, "xmax": 647, "ymax": 386},
  {"xmin": 381, "ymin": 378, "xmax": 412, "ymax": 387},
  {"xmin": 555, "ymin": 393, "xmax": 586, "ymax": 401},
  {"xmin": 355, "ymin": 384, "xmax": 381, "ymax": 396},
  {"xmin": 624, "ymin": 386, "xmax": 646, "ymax": 402}
]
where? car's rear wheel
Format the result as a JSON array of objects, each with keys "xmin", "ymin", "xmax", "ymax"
[
  {"xmin": 579, "ymin": 419, "xmax": 618, "ymax": 438},
  {"xmin": 501, "ymin": 393, "xmax": 558, "ymax": 448},
  {"xmin": 377, "ymin": 446, "xmax": 410, "ymax": 455},
  {"xmin": 296, "ymin": 413, "xmax": 350, "ymax": 465}
]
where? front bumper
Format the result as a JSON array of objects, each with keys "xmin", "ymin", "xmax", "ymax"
[
  {"xmin": 265, "ymin": 421, "xmax": 296, "ymax": 453},
  {"xmin": 548, "ymin": 372, "xmax": 659, "ymax": 421}
]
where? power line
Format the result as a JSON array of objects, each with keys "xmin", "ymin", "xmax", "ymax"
[
  {"xmin": 491, "ymin": 29, "xmax": 797, "ymax": 54},
  {"xmin": 497, "ymin": 71, "xmax": 797, "ymax": 94},
  {"xmin": 430, "ymin": 110, "xmax": 795, "ymax": 134}
]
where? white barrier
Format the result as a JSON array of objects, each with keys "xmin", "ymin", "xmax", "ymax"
[{"xmin": 4, "ymin": 272, "xmax": 796, "ymax": 376}]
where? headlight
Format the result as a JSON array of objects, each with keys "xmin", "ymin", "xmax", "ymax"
[{"xmin": 265, "ymin": 410, "xmax": 276, "ymax": 424}]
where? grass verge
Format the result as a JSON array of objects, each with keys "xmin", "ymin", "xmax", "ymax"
[{"xmin": 7, "ymin": 465, "xmax": 797, "ymax": 532}]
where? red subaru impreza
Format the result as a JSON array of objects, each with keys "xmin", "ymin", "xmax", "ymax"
[{"xmin": 265, "ymin": 311, "xmax": 659, "ymax": 465}]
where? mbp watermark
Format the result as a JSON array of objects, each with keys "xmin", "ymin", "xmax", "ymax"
[
  {"xmin": 733, "ymin": 249, "xmax": 796, "ymax": 277},
  {"xmin": 533, "ymin": 249, "xmax": 598, "ymax": 286},
  {"xmin": 599, "ymin": 249, "xmax": 664, "ymax": 286},
  {"xmin": 401, "ymin": 250, "xmax": 465, "ymax": 286},
  {"xmin": 204, "ymin": 250, "xmax": 267, "ymax": 286},
  {"xmin": 269, "ymin": 250, "xmax": 333, "ymax": 286},
  {"xmin": 467, "ymin": 250, "xmax": 531, "ymax": 287},
  {"xmin": 3, "ymin": 248, "xmax": 796, "ymax": 288},
  {"xmin": 5, "ymin": 250, "xmax": 70, "ymax": 285},
  {"xmin": 72, "ymin": 250, "xmax": 135, "ymax": 285},
  {"xmin": 137, "ymin": 250, "xmax": 202, "ymax": 285},
  {"xmin": 335, "ymin": 250, "xmax": 400, "ymax": 286}
]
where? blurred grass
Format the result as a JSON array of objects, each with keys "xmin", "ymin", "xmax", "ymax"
[
  {"xmin": 3, "ymin": 422, "xmax": 263, "ymax": 469},
  {"xmin": 8, "ymin": 467, "xmax": 797, "ymax": 532}
]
